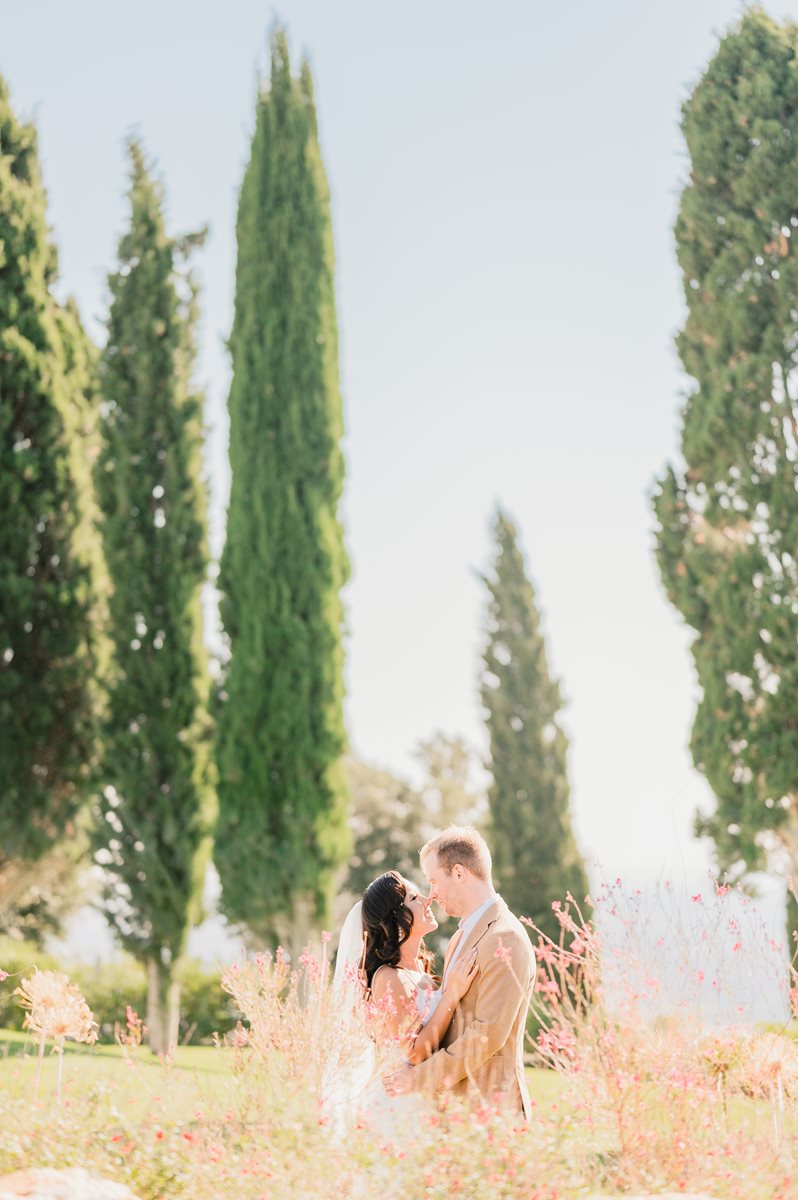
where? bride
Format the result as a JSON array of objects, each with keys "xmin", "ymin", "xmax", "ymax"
[{"xmin": 329, "ymin": 870, "xmax": 477, "ymax": 1135}]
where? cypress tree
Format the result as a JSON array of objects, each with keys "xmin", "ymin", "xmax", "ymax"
[
  {"xmin": 93, "ymin": 141, "xmax": 213, "ymax": 1053},
  {"xmin": 653, "ymin": 10, "xmax": 798, "ymax": 935},
  {"xmin": 215, "ymin": 30, "xmax": 350, "ymax": 950},
  {"xmin": 0, "ymin": 75, "xmax": 106, "ymax": 913},
  {"xmin": 481, "ymin": 511, "xmax": 588, "ymax": 943}
]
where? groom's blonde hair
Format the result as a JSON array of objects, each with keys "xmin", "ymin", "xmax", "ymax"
[{"xmin": 420, "ymin": 826, "xmax": 492, "ymax": 881}]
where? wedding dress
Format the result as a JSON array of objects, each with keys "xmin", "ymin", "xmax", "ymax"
[
  {"xmin": 358, "ymin": 967, "xmax": 440, "ymax": 1138},
  {"xmin": 326, "ymin": 902, "xmax": 441, "ymax": 1140}
]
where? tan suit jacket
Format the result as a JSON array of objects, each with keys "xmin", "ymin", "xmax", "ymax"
[{"xmin": 412, "ymin": 895, "xmax": 535, "ymax": 1118}]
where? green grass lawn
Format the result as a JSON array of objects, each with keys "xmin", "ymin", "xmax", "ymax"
[
  {"xmin": 0, "ymin": 1027, "xmax": 235, "ymax": 1120},
  {"xmin": 0, "ymin": 1027, "xmax": 563, "ymax": 1117}
]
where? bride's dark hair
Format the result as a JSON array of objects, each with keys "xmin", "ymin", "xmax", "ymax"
[{"xmin": 361, "ymin": 871, "xmax": 434, "ymax": 990}]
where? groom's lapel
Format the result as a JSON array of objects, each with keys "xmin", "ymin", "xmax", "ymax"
[
  {"xmin": 454, "ymin": 896, "xmax": 504, "ymax": 968},
  {"xmin": 442, "ymin": 927, "xmax": 463, "ymax": 979},
  {"xmin": 464, "ymin": 896, "xmax": 502, "ymax": 954}
]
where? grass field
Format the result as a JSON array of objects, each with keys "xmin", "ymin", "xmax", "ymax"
[
  {"xmin": 0, "ymin": 1028, "xmax": 235, "ymax": 1120},
  {"xmin": 0, "ymin": 1026, "xmax": 564, "ymax": 1113},
  {"xmin": 0, "ymin": 1025, "xmax": 575, "ymax": 1199}
]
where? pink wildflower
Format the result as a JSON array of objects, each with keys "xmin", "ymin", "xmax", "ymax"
[{"xmin": 495, "ymin": 939, "xmax": 512, "ymax": 964}]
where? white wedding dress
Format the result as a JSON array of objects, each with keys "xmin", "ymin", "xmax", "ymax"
[
  {"xmin": 358, "ymin": 967, "xmax": 440, "ymax": 1139},
  {"xmin": 326, "ymin": 902, "xmax": 441, "ymax": 1140}
]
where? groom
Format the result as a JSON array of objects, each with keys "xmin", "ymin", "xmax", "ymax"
[{"xmin": 385, "ymin": 826, "xmax": 536, "ymax": 1118}]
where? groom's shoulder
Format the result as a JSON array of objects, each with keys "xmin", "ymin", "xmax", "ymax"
[{"xmin": 491, "ymin": 898, "xmax": 535, "ymax": 950}]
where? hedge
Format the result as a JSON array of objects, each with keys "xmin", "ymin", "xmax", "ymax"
[{"xmin": 0, "ymin": 939, "xmax": 237, "ymax": 1044}]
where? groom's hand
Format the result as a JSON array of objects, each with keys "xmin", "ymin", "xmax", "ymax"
[{"xmin": 384, "ymin": 1063, "xmax": 413, "ymax": 1096}]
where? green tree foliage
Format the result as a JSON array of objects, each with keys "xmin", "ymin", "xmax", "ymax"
[
  {"xmin": 344, "ymin": 740, "xmax": 482, "ymax": 905},
  {"xmin": 93, "ymin": 141, "xmax": 213, "ymax": 1053},
  {"xmin": 343, "ymin": 757, "xmax": 428, "ymax": 902},
  {"xmin": 653, "ymin": 11, "xmax": 798, "ymax": 931},
  {"xmin": 415, "ymin": 734, "xmax": 485, "ymax": 829},
  {"xmin": 0, "ymin": 840, "xmax": 89, "ymax": 947},
  {"xmin": 481, "ymin": 511, "xmax": 588, "ymax": 942},
  {"xmin": 215, "ymin": 30, "xmax": 350, "ymax": 950},
  {"xmin": 0, "ymin": 75, "xmax": 106, "ymax": 914}
]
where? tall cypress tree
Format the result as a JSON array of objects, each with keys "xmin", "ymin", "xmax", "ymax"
[
  {"xmin": 94, "ymin": 141, "xmax": 213, "ymax": 1053},
  {"xmin": 0, "ymin": 75, "xmax": 106, "ymax": 914},
  {"xmin": 481, "ymin": 511, "xmax": 588, "ymax": 943},
  {"xmin": 215, "ymin": 30, "xmax": 350, "ymax": 949},
  {"xmin": 653, "ymin": 11, "xmax": 798, "ymax": 934}
]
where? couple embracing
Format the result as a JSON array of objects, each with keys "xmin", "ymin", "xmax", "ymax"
[{"xmin": 331, "ymin": 826, "xmax": 536, "ymax": 1133}]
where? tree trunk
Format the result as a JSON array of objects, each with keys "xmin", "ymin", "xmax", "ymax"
[
  {"xmin": 273, "ymin": 893, "xmax": 316, "ymax": 966},
  {"xmin": 779, "ymin": 805, "xmax": 798, "ymax": 958},
  {"xmin": 786, "ymin": 886, "xmax": 798, "ymax": 961},
  {"xmin": 146, "ymin": 957, "xmax": 180, "ymax": 1055}
]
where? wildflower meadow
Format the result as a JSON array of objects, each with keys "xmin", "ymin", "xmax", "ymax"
[{"xmin": 1, "ymin": 880, "xmax": 796, "ymax": 1200}]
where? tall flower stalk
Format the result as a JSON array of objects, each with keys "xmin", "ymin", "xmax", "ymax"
[{"xmin": 14, "ymin": 968, "xmax": 98, "ymax": 1102}]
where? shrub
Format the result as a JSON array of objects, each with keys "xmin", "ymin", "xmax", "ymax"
[
  {"xmin": 0, "ymin": 941, "xmax": 237, "ymax": 1044},
  {"xmin": 0, "ymin": 940, "xmax": 61, "ymax": 1031},
  {"xmin": 174, "ymin": 959, "xmax": 238, "ymax": 1044},
  {"xmin": 71, "ymin": 957, "xmax": 147, "ymax": 1041}
]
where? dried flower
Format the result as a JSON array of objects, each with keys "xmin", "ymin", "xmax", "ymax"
[
  {"xmin": 739, "ymin": 1032, "xmax": 798, "ymax": 1100},
  {"xmin": 14, "ymin": 968, "xmax": 98, "ymax": 1049}
]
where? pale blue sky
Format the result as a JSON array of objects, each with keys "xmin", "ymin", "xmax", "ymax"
[{"xmin": 3, "ymin": 1, "xmax": 790, "ymax": 902}]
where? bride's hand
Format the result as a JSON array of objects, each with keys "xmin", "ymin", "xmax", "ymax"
[{"xmin": 445, "ymin": 947, "xmax": 478, "ymax": 1003}]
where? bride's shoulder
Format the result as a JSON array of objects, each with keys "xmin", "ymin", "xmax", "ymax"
[
  {"xmin": 370, "ymin": 964, "xmax": 405, "ymax": 999},
  {"xmin": 369, "ymin": 964, "xmax": 420, "ymax": 1003}
]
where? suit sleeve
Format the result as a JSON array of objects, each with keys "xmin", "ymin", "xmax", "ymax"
[{"xmin": 410, "ymin": 926, "xmax": 533, "ymax": 1095}]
